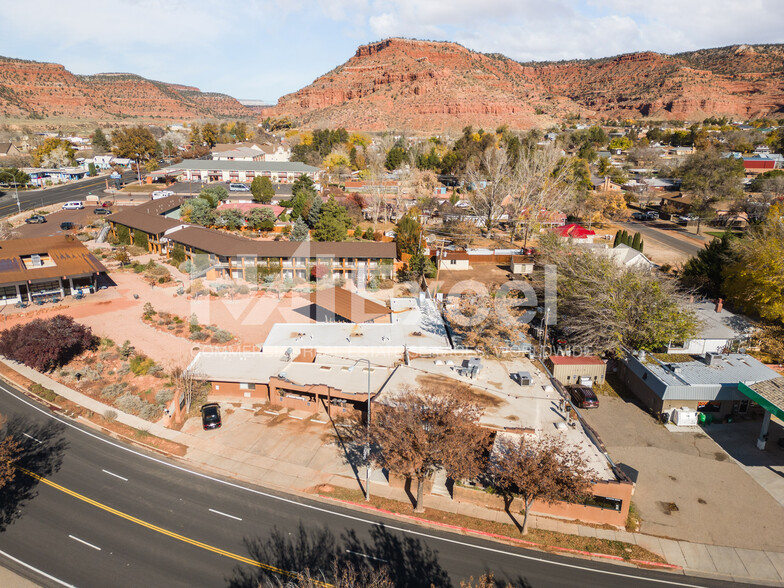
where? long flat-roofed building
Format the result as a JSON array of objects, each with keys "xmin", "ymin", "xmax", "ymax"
[
  {"xmin": 156, "ymin": 160, "xmax": 320, "ymax": 184},
  {"xmin": 0, "ymin": 236, "xmax": 107, "ymax": 305}
]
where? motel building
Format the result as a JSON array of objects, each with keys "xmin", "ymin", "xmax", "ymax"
[
  {"xmin": 154, "ymin": 160, "xmax": 320, "ymax": 184},
  {"xmin": 0, "ymin": 236, "xmax": 107, "ymax": 306}
]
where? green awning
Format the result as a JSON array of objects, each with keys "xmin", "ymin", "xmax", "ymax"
[{"xmin": 739, "ymin": 379, "xmax": 784, "ymax": 421}]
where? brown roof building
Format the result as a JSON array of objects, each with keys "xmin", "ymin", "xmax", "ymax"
[
  {"xmin": 307, "ymin": 286, "xmax": 391, "ymax": 323},
  {"xmin": 108, "ymin": 198, "xmax": 397, "ymax": 284},
  {"xmin": 0, "ymin": 236, "xmax": 107, "ymax": 305}
]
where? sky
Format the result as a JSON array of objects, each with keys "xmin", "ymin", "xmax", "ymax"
[{"xmin": 1, "ymin": 0, "xmax": 782, "ymax": 103}]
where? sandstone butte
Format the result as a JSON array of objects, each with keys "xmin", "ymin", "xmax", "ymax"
[
  {"xmin": 264, "ymin": 38, "xmax": 784, "ymax": 131},
  {"xmin": 0, "ymin": 57, "xmax": 252, "ymax": 121}
]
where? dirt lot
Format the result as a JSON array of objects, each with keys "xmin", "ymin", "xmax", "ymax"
[
  {"xmin": 432, "ymin": 263, "xmax": 516, "ymax": 296},
  {"xmin": 583, "ymin": 380, "xmax": 784, "ymax": 550},
  {"xmin": 0, "ymin": 265, "xmax": 316, "ymax": 365}
]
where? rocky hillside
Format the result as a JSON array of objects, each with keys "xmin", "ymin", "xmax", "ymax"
[
  {"xmin": 0, "ymin": 57, "xmax": 252, "ymax": 120},
  {"xmin": 265, "ymin": 39, "xmax": 784, "ymax": 130}
]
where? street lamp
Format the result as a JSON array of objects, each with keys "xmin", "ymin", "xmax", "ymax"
[{"xmin": 348, "ymin": 358, "xmax": 372, "ymax": 501}]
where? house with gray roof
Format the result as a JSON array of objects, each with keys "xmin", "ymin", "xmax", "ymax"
[
  {"xmin": 619, "ymin": 351, "xmax": 780, "ymax": 418},
  {"xmin": 666, "ymin": 299, "xmax": 755, "ymax": 355}
]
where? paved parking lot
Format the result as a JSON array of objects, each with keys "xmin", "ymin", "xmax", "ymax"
[
  {"xmin": 13, "ymin": 205, "xmax": 116, "ymax": 238},
  {"xmin": 582, "ymin": 384, "xmax": 784, "ymax": 551}
]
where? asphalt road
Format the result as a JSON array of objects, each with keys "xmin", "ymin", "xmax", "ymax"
[
  {"xmin": 0, "ymin": 380, "xmax": 748, "ymax": 588},
  {"xmin": 0, "ymin": 172, "xmax": 135, "ymax": 218},
  {"xmin": 616, "ymin": 220, "xmax": 706, "ymax": 259}
]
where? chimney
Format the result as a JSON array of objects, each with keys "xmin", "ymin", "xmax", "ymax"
[{"xmin": 715, "ymin": 298, "xmax": 723, "ymax": 313}]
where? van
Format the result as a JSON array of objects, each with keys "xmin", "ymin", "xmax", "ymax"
[
  {"xmin": 151, "ymin": 190, "xmax": 175, "ymax": 199},
  {"xmin": 229, "ymin": 183, "xmax": 250, "ymax": 192},
  {"xmin": 62, "ymin": 201, "xmax": 84, "ymax": 210}
]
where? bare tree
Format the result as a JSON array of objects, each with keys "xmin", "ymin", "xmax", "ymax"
[
  {"xmin": 171, "ymin": 366, "xmax": 204, "ymax": 413},
  {"xmin": 487, "ymin": 435, "xmax": 594, "ymax": 534},
  {"xmin": 505, "ymin": 144, "xmax": 575, "ymax": 245},
  {"xmin": 466, "ymin": 146, "xmax": 513, "ymax": 233},
  {"xmin": 537, "ymin": 241, "xmax": 698, "ymax": 356},
  {"xmin": 368, "ymin": 386, "xmax": 491, "ymax": 513}
]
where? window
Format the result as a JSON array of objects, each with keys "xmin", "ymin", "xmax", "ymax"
[
  {"xmin": 585, "ymin": 495, "xmax": 623, "ymax": 511},
  {"xmin": 239, "ymin": 383, "xmax": 256, "ymax": 390},
  {"xmin": 0, "ymin": 285, "xmax": 17, "ymax": 300}
]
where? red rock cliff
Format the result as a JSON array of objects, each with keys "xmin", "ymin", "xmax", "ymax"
[
  {"xmin": 266, "ymin": 39, "xmax": 784, "ymax": 130},
  {"xmin": 0, "ymin": 58, "xmax": 252, "ymax": 120}
]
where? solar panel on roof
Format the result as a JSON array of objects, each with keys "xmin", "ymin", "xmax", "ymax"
[{"xmin": 0, "ymin": 258, "xmax": 20, "ymax": 273}]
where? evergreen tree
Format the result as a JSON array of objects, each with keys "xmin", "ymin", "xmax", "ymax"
[
  {"xmin": 395, "ymin": 213, "xmax": 422, "ymax": 257},
  {"xmin": 251, "ymin": 176, "xmax": 275, "ymax": 203},
  {"xmin": 290, "ymin": 217, "xmax": 309, "ymax": 241},
  {"xmin": 613, "ymin": 230, "xmax": 621, "ymax": 248},
  {"xmin": 92, "ymin": 128, "xmax": 110, "ymax": 153},
  {"xmin": 313, "ymin": 197, "xmax": 351, "ymax": 241},
  {"xmin": 631, "ymin": 232, "xmax": 642, "ymax": 251},
  {"xmin": 681, "ymin": 231, "xmax": 737, "ymax": 297},
  {"xmin": 306, "ymin": 197, "xmax": 322, "ymax": 228}
]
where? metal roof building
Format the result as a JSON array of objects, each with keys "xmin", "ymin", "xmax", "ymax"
[{"xmin": 620, "ymin": 351, "xmax": 780, "ymax": 418}]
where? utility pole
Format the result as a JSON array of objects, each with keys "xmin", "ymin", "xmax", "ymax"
[{"xmin": 12, "ymin": 180, "xmax": 21, "ymax": 214}]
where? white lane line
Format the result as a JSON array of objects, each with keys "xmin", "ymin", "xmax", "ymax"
[
  {"xmin": 0, "ymin": 548, "xmax": 77, "ymax": 587},
  {"xmin": 101, "ymin": 469, "xmax": 128, "ymax": 482},
  {"xmin": 208, "ymin": 508, "xmax": 242, "ymax": 521},
  {"xmin": 345, "ymin": 549, "xmax": 388, "ymax": 563},
  {"xmin": 2, "ymin": 382, "xmax": 708, "ymax": 587},
  {"xmin": 68, "ymin": 535, "xmax": 101, "ymax": 551},
  {"xmin": 23, "ymin": 432, "xmax": 42, "ymax": 444}
]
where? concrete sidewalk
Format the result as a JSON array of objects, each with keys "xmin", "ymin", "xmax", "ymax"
[{"xmin": 5, "ymin": 358, "xmax": 784, "ymax": 587}]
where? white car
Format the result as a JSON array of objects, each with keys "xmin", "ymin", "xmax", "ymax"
[
  {"xmin": 151, "ymin": 190, "xmax": 175, "ymax": 199},
  {"xmin": 229, "ymin": 183, "xmax": 250, "ymax": 192},
  {"xmin": 62, "ymin": 201, "xmax": 84, "ymax": 210}
]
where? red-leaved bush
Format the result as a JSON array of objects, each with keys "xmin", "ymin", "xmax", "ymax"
[{"xmin": 0, "ymin": 315, "xmax": 97, "ymax": 372}]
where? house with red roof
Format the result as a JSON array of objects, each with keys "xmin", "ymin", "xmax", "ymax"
[{"xmin": 553, "ymin": 223, "xmax": 596, "ymax": 241}]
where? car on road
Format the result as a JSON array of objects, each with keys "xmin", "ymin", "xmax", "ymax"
[
  {"xmin": 62, "ymin": 201, "xmax": 85, "ymax": 210},
  {"xmin": 229, "ymin": 183, "xmax": 250, "ymax": 192},
  {"xmin": 569, "ymin": 385, "xmax": 599, "ymax": 409},
  {"xmin": 25, "ymin": 215, "xmax": 47, "ymax": 224},
  {"xmin": 152, "ymin": 190, "xmax": 175, "ymax": 199},
  {"xmin": 93, "ymin": 208, "xmax": 112, "ymax": 215},
  {"xmin": 60, "ymin": 221, "xmax": 76, "ymax": 231},
  {"xmin": 200, "ymin": 403, "xmax": 222, "ymax": 430},
  {"xmin": 632, "ymin": 211, "xmax": 659, "ymax": 221}
]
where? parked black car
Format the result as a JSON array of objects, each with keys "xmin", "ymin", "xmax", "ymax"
[
  {"xmin": 93, "ymin": 208, "xmax": 112, "ymax": 215},
  {"xmin": 25, "ymin": 215, "xmax": 47, "ymax": 224},
  {"xmin": 60, "ymin": 221, "xmax": 76, "ymax": 231},
  {"xmin": 200, "ymin": 403, "xmax": 222, "ymax": 430}
]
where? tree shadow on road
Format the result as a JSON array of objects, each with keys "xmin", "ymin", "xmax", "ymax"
[
  {"xmin": 227, "ymin": 522, "xmax": 453, "ymax": 588},
  {"xmin": 0, "ymin": 414, "xmax": 68, "ymax": 531}
]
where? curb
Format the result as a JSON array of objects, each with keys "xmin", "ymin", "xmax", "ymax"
[
  {"xmin": 318, "ymin": 495, "xmax": 682, "ymax": 571},
  {"xmin": 0, "ymin": 370, "xmax": 184, "ymax": 460}
]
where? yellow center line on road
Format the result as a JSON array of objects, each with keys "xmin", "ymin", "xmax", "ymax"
[{"xmin": 16, "ymin": 466, "xmax": 332, "ymax": 587}]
